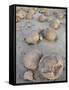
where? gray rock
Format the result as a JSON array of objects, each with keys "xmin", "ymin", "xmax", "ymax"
[
  {"xmin": 38, "ymin": 55, "xmax": 64, "ymax": 80},
  {"xmin": 24, "ymin": 70, "xmax": 33, "ymax": 81},
  {"xmin": 23, "ymin": 49, "xmax": 42, "ymax": 70}
]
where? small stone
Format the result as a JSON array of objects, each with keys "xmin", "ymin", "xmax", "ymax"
[
  {"xmin": 38, "ymin": 15, "xmax": 47, "ymax": 22},
  {"xmin": 43, "ymin": 9, "xmax": 49, "ymax": 16},
  {"xmin": 51, "ymin": 19, "xmax": 60, "ymax": 29},
  {"xmin": 39, "ymin": 8, "xmax": 49, "ymax": 16},
  {"xmin": 58, "ymin": 14, "xmax": 64, "ymax": 19},
  {"xmin": 24, "ymin": 71, "xmax": 33, "ymax": 81},
  {"xmin": 24, "ymin": 32, "xmax": 40, "ymax": 45},
  {"xmin": 16, "ymin": 10, "xmax": 27, "ymax": 19},
  {"xmin": 42, "ymin": 30, "xmax": 57, "ymax": 41},
  {"xmin": 29, "ymin": 9, "xmax": 36, "ymax": 15},
  {"xmin": 39, "ymin": 35, "xmax": 43, "ymax": 41}
]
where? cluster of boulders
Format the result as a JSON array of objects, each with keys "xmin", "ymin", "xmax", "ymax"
[
  {"xmin": 16, "ymin": 8, "xmax": 65, "ymax": 45},
  {"xmin": 16, "ymin": 7, "xmax": 37, "ymax": 22},
  {"xmin": 23, "ymin": 49, "xmax": 64, "ymax": 81},
  {"xmin": 16, "ymin": 7, "xmax": 65, "ymax": 24},
  {"xmin": 24, "ymin": 29, "xmax": 57, "ymax": 45}
]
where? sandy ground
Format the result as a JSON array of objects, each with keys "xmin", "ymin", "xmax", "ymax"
[{"xmin": 16, "ymin": 7, "xmax": 66, "ymax": 84}]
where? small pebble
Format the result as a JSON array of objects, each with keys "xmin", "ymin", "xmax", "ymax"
[{"xmin": 24, "ymin": 71, "xmax": 33, "ymax": 81}]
